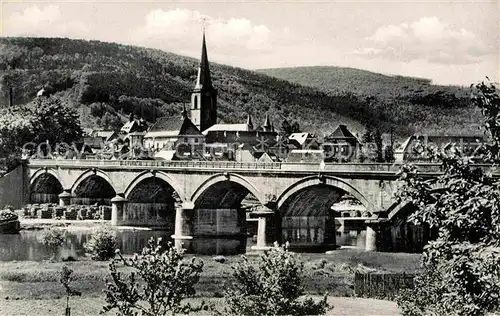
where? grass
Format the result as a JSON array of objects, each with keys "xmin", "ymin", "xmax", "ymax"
[
  {"xmin": 0, "ymin": 250, "xmax": 420, "ymax": 299},
  {"xmin": 0, "ymin": 250, "xmax": 416, "ymax": 315}
]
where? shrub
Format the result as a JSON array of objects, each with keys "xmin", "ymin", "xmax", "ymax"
[
  {"xmin": 60, "ymin": 265, "xmax": 81, "ymax": 315},
  {"xmin": 37, "ymin": 228, "xmax": 65, "ymax": 260},
  {"xmin": 38, "ymin": 228, "xmax": 65, "ymax": 248},
  {"xmin": 101, "ymin": 237, "xmax": 204, "ymax": 315},
  {"xmin": 222, "ymin": 243, "xmax": 330, "ymax": 315},
  {"xmin": 84, "ymin": 227, "xmax": 117, "ymax": 261}
]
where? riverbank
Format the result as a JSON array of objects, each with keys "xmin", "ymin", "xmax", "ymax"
[
  {"xmin": 19, "ymin": 219, "xmax": 153, "ymax": 231},
  {"xmin": 0, "ymin": 251, "xmax": 420, "ymax": 308},
  {"xmin": 0, "ymin": 255, "xmax": 411, "ymax": 315}
]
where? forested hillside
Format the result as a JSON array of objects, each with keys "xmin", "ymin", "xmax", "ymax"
[
  {"xmin": 259, "ymin": 66, "xmax": 483, "ymax": 135},
  {"xmin": 0, "ymin": 37, "xmax": 482, "ymax": 137}
]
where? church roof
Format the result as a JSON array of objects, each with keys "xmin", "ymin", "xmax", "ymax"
[
  {"xmin": 194, "ymin": 31, "xmax": 213, "ymax": 90},
  {"xmin": 146, "ymin": 115, "xmax": 202, "ymax": 137}
]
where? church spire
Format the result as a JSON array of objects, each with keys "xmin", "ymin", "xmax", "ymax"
[
  {"xmin": 246, "ymin": 113, "xmax": 254, "ymax": 130},
  {"xmin": 195, "ymin": 30, "xmax": 212, "ymax": 90},
  {"xmin": 263, "ymin": 112, "xmax": 272, "ymax": 131}
]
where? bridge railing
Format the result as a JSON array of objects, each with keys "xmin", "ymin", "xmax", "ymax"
[
  {"xmin": 27, "ymin": 159, "xmax": 283, "ymax": 170},
  {"xmin": 26, "ymin": 159, "xmax": 499, "ymax": 174}
]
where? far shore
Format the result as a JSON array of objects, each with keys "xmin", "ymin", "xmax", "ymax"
[{"xmin": 19, "ymin": 219, "xmax": 160, "ymax": 231}]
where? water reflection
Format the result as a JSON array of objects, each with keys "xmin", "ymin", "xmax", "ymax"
[{"xmin": 0, "ymin": 230, "xmax": 250, "ymax": 261}]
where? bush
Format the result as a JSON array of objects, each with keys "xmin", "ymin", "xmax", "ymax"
[
  {"xmin": 38, "ymin": 228, "xmax": 65, "ymax": 248},
  {"xmin": 101, "ymin": 237, "xmax": 204, "ymax": 315},
  {"xmin": 222, "ymin": 243, "xmax": 330, "ymax": 315},
  {"xmin": 37, "ymin": 228, "xmax": 65, "ymax": 260},
  {"xmin": 84, "ymin": 227, "xmax": 117, "ymax": 261}
]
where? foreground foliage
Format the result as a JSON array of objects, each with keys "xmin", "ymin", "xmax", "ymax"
[
  {"xmin": 396, "ymin": 81, "xmax": 500, "ymax": 316},
  {"xmin": 59, "ymin": 265, "xmax": 81, "ymax": 315},
  {"xmin": 84, "ymin": 227, "xmax": 117, "ymax": 261},
  {"xmin": 222, "ymin": 243, "xmax": 330, "ymax": 315},
  {"xmin": 101, "ymin": 238, "xmax": 204, "ymax": 316}
]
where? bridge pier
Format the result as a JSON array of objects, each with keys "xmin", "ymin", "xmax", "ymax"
[
  {"xmin": 111, "ymin": 195, "xmax": 128, "ymax": 226},
  {"xmin": 365, "ymin": 218, "xmax": 382, "ymax": 251},
  {"xmin": 251, "ymin": 207, "xmax": 274, "ymax": 251},
  {"xmin": 58, "ymin": 190, "xmax": 72, "ymax": 207},
  {"xmin": 173, "ymin": 202, "xmax": 194, "ymax": 251}
]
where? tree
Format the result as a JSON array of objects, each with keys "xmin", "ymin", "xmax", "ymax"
[
  {"xmin": 101, "ymin": 238, "xmax": 204, "ymax": 316},
  {"xmin": 396, "ymin": 80, "xmax": 500, "ymax": 316},
  {"xmin": 280, "ymin": 119, "xmax": 301, "ymax": 138},
  {"xmin": 361, "ymin": 127, "xmax": 373, "ymax": 143},
  {"xmin": 60, "ymin": 265, "xmax": 82, "ymax": 316},
  {"xmin": 32, "ymin": 96, "xmax": 83, "ymax": 144},
  {"xmin": 373, "ymin": 129, "xmax": 384, "ymax": 162},
  {"xmin": 222, "ymin": 243, "xmax": 330, "ymax": 315},
  {"xmin": 100, "ymin": 112, "xmax": 123, "ymax": 131},
  {"xmin": 471, "ymin": 80, "xmax": 500, "ymax": 161}
]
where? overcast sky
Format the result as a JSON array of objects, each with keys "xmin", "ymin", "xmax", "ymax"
[{"xmin": 1, "ymin": 0, "xmax": 498, "ymax": 86}]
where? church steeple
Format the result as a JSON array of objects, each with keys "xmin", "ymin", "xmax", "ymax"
[
  {"xmin": 263, "ymin": 113, "xmax": 273, "ymax": 132},
  {"xmin": 246, "ymin": 114, "xmax": 254, "ymax": 130},
  {"xmin": 195, "ymin": 31, "xmax": 213, "ymax": 90},
  {"xmin": 191, "ymin": 31, "xmax": 218, "ymax": 132}
]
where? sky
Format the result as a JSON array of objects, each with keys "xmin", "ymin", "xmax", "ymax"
[{"xmin": 1, "ymin": 0, "xmax": 498, "ymax": 86}]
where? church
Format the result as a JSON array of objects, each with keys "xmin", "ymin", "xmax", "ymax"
[{"xmin": 143, "ymin": 32, "xmax": 278, "ymax": 160}]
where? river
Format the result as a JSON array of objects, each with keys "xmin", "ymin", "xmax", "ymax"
[{"xmin": 0, "ymin": 229, "xmax": 253, "ymax": 261}]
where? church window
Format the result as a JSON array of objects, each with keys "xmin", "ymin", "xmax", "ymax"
[{"xmin": 193, "ymin": 96, "xmax": 198, "ymax": 109}]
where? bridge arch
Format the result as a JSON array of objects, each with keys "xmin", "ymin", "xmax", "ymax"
[
  {"xmin": 29, "ymin": 169, "xmax": 64, "ymax": 204},
  {"xmin": 124, "ymin": 171, "xmax": 186, "ymax": 201},
  {"xmin": 71, "ymin": 169, "xmax": 115, "ymax": 194},
  {"xmin": 30, "ymin": 168, "xmax": 65, "ymax": 189},
  {"xmin": 191, "ymin": 173, "xmax": 265, "ymax": 206},
  {"xmin": 276, "ymin": 175, "xmax": 375, "ymax": 211},
  {"xmin": 71, "ymin": 169, "xmax": 116, "ymax": 205}
]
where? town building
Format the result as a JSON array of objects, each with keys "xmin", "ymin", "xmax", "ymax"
[
  {"xmin": 120, "ymin": 114, "xmax": 149, "ymax": 135},
  {"xmin": 394, "ymin": 134, "xmax": 484, "ymax": 162},
  {"xmin": 288, "ymin": 132, "xmax": 320, "ymax": 150},
  {"xmin": 323, "ymin": 124, "xmax": 361, "ymax": 162}
]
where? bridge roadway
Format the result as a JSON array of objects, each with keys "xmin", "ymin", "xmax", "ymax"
[{"xmin": 24, "ymin": 159, "xmax": 500, "ymax": 252}]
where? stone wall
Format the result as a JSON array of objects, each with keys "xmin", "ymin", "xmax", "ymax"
[{"xmin": 0, "ymin": 165, "xmax": 28, "ymax": 209}]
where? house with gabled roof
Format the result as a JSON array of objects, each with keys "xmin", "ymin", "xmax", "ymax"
[{"xmin": 323, "ymin": 124, "xmax": 360, "ymax": 162}]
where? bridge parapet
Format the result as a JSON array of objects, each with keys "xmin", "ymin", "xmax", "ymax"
[{"xmin": 27, "ymin": 159, "xmax": 500, "ymax": 176}]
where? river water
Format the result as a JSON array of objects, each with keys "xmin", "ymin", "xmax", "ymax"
[{"xmin": 0, "ymin": 230, "xmax": 253, "ymax": 261}]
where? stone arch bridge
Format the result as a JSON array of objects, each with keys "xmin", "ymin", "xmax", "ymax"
[{"xmin": 21, "ymin": 159, "xmax": 496, "ymax": 252}]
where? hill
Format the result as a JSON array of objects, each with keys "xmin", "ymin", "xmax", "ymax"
[
  {"xmin": 0, "ymin": 38, "xmax": 482, "ymax": 138},
  {"xmin": 257, "ymin": 66, "xmax": 470, "ymax": 103},
  {"xmin": 258, "ymin": 66, "xmax": 483, "ymax": 135}
]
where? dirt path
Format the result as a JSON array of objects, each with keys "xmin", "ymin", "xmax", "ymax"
[{"xmin": 0, "ymin": 296, "xmax": 400, "ymax": 316}]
